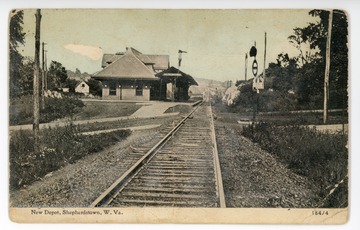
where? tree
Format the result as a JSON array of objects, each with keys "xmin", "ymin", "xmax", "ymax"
[
  {"xmin": 47, "ymin": 61, "xmax": 68, "ymax": 90},
  {"xmin": 75, "ymin": 68, "xmax": 81, "ymax": 75},
  {"xmin": 235, "ymin": 80, "xmax": 247, "ymax": 87},
  {"xmin": 9, "ymin": 10, "xmax": 26, "ymax": 98},
  {"xmin": 234, "ymin": 9, "xmax": 348, "ymax": 112},
  {"xmin": 64, "ymin": 79, "xmax": 78, "ymax": 93},
  {"xmin": 87, "ymin": 79, "xmax": 102, "ymax": 96},
  {"xmin": 18, "ymin": 57, "xmax": 35, "ymax": 95},
  {"xmin": 290, "ymin": 10, "xmax": 348, "ymax": 109},
  {"xmin": 288, "ymin": 28, "xmax": 319, "ymax": 66}
]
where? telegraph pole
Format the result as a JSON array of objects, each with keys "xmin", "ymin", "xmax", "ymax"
[
  {"xmin": 176, "ymin": 50, "xmax": 187, "ymax": 101},
  {"xmin": 41, "ymin": 42, "xmax": 46, "ymax": 109},
  {"xmin": 33, "ymin": 9, "xmax": 41, "ymax": 153},
  {"xmin": 323, "ymin": 10, "xmax": 333, "ymax": 124},
  {"xmin": 44, "ymin": 50, "xmax": 48, "ymax": 91},
  {"xmin": 245, "ymin": 53, "xmax": 248, "ymax": 81},
  {"xmin": 263, "ymin": 32, "xmax": 267, "ymax": 79}
]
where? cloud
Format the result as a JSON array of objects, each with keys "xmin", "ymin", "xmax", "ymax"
[{"xmin": 64, "ymin": 44, "xmax": 103, "ymax": 60}]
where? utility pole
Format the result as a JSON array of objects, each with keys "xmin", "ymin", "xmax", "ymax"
[
  {"xmin": 41, "ymin": 42, "xmax": 46, "ymax": 109},
  {"xmin": 323, "ymin": 10, "xmax": 333, "ymax": 124},
  {"xmin": 263, "ymin": 32, "xmax": 267, "ymax": 79},
  {"xmin": 176, "ymin": 50, "xmax": 187, "ymax": 101},
  {"xmin": 33, "ymin": 9, "xmax": 41, "ymax": 153},
  {"xmin": 245, "ymin": 53, "xmax": 248, "ymax": 81},
  {"xmin": 44, "ymin": 50, "xmax": 48, "ymax": 91}
]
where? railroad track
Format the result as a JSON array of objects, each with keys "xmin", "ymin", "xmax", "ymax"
[{"xmin": 90, "ymin": 102, "xmax": 225, "ymax": 208}]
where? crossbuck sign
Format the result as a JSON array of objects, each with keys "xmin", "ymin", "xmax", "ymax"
[{"xmin": 252, "ymin": 75, "xmax": 264, "ymax": 93}]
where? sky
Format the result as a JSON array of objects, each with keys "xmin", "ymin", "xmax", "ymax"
[{"xmin": 17, "ymin": 9, "xmax": 318, "ymax": 82}]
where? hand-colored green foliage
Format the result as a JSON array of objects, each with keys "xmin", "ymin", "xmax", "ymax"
[
  {"xmin": 9, "ymin": 95, "xmax": 85, "ymax": 125},
  {"xmin": 9, "ymin": 124, "xmax": 131, "ymax": 190},
  {"xmin": 242, "ymin": 122, "xmax": 348, "ymax": 208}
]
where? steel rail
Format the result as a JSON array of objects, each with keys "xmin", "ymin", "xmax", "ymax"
[
  {"xmin": 90, "ymin": 101, "xmax": 204, "ymax": 208},
  {"xmin": 209, "ymin": 104, "xmax": 226, "ymax": 208}
]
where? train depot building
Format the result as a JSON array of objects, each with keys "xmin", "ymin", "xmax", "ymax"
[{"xmin": 92, "ymin": 47, "xmax": 198, "ymax": 101}]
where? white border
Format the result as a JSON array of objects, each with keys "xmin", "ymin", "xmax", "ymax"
[{"xmin": 1, "ymin": 1, "xmax": 359, "ymax": 230}]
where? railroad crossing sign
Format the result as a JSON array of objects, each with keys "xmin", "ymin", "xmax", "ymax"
[
  {"xmin": 252, "ymin": 75, "xmax": 264, "ymax": 93},
  {"xmin": 252, "ymin": 59, "xmax": 258, "ymax": 77},
  {"xmin": 250, "ymin": 46, "xmax": 257, "ymax": 57}
]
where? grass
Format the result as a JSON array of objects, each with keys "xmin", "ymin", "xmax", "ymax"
[
  {"xmin": 9, "ymin": 123, "xmax": 131, "ymax": 190},
  {"xmin": 213, "ymin": 92, "xmax": 348, "ymax": 126},
  {"xmin": 10, "ymin": 97, "xmax": 142, "ymax": 125},
  {"xmin": 242, "ymin": 122, "xmax": 348, "ymax": 208},
  {"xmin": 256, "ymin": 111, "xmax": 348, "ymax": 126},
  {"xmin": 9, "ymin": 96, "xmax": 33, "ymax": 125},
  {"xmin": 9, "ymin": 95, "xmax": 85, "ymax": 125},
  {"xmin": 73, "ymin": 101, "xmax": 142, "ymax": 120}
]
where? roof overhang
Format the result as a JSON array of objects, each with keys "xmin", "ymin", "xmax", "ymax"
[
  {"xmin": 163, "ymin": 73, "xmax": 182, "ymax": 77},
  {"xmin": 91, "ymin": 76, "xmax": 159, "ymax": 81},
  {"xmin": 156, "ymin": 67, "xmax": 198, "ymax": 86}
]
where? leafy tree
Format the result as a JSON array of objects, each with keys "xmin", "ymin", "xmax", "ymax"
[
  {"xmin": 235, "ymin": 80, "xmax": 247, "ymax": 87},
  {"xmin": 290, "ymin": 10, "xmax": 348, "ymax": 109},
  {"xmin": 64, "ymin": 79, "xmax": 79, "ymax": 93},
  {"xmin": 87, "ymin": 79, "xmax": 102, "ymax": 96},
  {"xmin": 9, "ymin": 10, "xmax": 26, "ymax": 98},
  {"xmin": 18, "ymin": 57, "xmax": 35, "ymax": 95},
  {"xmin": 75, "ymin": 68, "xmax": 81, "ymax": 75},
  {"xmin": 293, "ymin": 61, "xmax": 325, "ymax": 108},
  {"xmin": 9, "ymin": 10, "xmax": 25, "ymax": 49},
  {"xmin": 234, "ymin": 9, "xmax": 348, "ymax": 112},
  {"xmin": 288, "ymin": 29, "xmax": 319, "ymax": 66},
  {"xmin": 232, "ymin": 82, "xmax": 257, "ymax": 112},
  {"xmin": 47, "ymin": 61, "xmax": 68, "ymax": 89},
  {"xmin": 267, "ymin": 55, "xmax": 297, "ymax": 94}
]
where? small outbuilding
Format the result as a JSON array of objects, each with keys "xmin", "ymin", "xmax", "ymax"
[
  {"xmin": 75, "ymin": 80, "xmax": 90, "ymax": 95},
  {"xmin": 154, "ymin": 66, "xmax": 198, "ymax": 101}
]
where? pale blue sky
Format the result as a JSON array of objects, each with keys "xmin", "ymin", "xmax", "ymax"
[{"xmin": 19, "ymin": 9, "xmax": 318, "ymax": 82}]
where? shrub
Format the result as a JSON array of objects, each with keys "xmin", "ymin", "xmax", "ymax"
[
  {"xmin": 9, "ymin": 95, "xmax": 85, "ymax": 125},
  {"xmin": 242, "ymin": 122, "xmax": 348, "ymax": 207},
  {"xmin": 40, "ymin": 96, "xmax": 85, "ymax": 122},
  {"xmin": 9, "ymin": 95, "xmax": 34, "ymax": 125},
  {"xmin": 9, "ymin": 124, "xmax": 131, "ymax": 190}
]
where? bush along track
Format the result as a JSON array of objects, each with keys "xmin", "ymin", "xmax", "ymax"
[
  {"xmin": 9, "ymin": 95, "xmax": 85, "ymax": 125},
  {"xmin": 9, "ymin": 123, "xmax": 131, "ymax": 190},
  {"xmin": 242, "ymin": 122, "xmax": 348, "ymax": 208}
]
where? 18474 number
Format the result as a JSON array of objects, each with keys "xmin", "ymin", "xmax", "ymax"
[{"xmin": 312, "ymin": 210, "xmax": 329, "ymax": 216}]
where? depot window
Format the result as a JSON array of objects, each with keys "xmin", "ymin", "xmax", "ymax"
[
  {"xmin": 135, "ymin": 86, "xmax": 143, "ymax": 96},
  {"xmin": 109, "ymin": 81, "xmax": 116, "ymax": 96}
]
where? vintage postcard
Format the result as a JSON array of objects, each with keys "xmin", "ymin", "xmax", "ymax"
[{"xmin": 8, "ymin": 9, "xmax": 349, "ymax": 224}]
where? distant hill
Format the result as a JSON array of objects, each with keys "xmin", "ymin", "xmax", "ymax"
[
  {"xmin": 189, "ymin": 77, "xmax": 228, "ymax": 95},
  {"xmin": 193, "ymin": 77, "xmax": 224, "ymax": 87}
]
